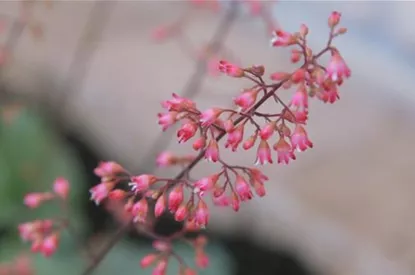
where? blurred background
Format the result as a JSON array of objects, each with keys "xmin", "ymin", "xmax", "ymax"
[{"xmin": 1, "ymin": 1, "xmax": 415, "ymax": 275}]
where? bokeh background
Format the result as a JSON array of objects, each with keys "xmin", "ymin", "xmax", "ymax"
[{"xmin": 1, "ymin": 1, "xmax": 415, "ymax": 275}]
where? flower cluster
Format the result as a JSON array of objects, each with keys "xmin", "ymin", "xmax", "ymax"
[
  {"xmin": 15, "ymin": 10, "xmax": 350, "ymax": 275},
  {"xmin": 18, "ymin": 178, "xmax": 70, "ymax": 258}
]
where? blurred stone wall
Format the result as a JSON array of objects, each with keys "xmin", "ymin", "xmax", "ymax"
[{"xmin": 2, "ymin": 1, "xmax": 415, "ymax": 274}]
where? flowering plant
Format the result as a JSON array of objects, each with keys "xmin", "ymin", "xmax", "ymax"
[{"xmin": 2, "ymin": 2, "xmax": 350, "ymax": 275}]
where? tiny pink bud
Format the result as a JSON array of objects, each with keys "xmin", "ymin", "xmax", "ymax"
[
  {"xmin": 24, "ymin": 193, "xmax": 47, "ymax": 209},
  {"xmin": 291, "ymin": 49, "xmax": 301, "ymax": 63},
  {"xmin": 290, "ymin": 84, "xmax": 308, "ymax": 109},
  {"xmin": 195, "ymin": 249, "xmax": 209, "ymax": 269},
  {"xmin": 235, "ymin": 175, "xmax": 253, "ymax": 201},
  {"xmin": 231, "ymin": 192, "xmax": 240, "ymax": 212},
  {"xmin": 152, "ymin": 259, "xmax": 168, "ymax": 275},
  {"xmin": 243, "ymin": 132, "xmax": 258, "ymax": 150},
  {"xmin": 156, "ymin": 151, "xmax": 177, "ymax": 167},
  {"xmin": 174, "ymin": 204, "xmax": 188, "ymax": 222},
  {"xmin": 53, "ymin": 177, "xmax": 70, "ymax": 199},
  {"xmin": 40, "ymin": 234, "xmax": 59, "ymax": 257},
  {"xmin": 94, "ymin": 161, "xmax": 124, "ymax": 178},
  {"xmin": 233, "ymin": 89, "xmax": 259, "ymax": 111},
  {"xmin": 204, "ymin": 139, "xmax": 219, "ymax": 162},
  {"xmin": 195, "ymin": 199, "xmax": 209, "ymax": 226},
  {"xmin": 155, "ymin": 194, "xmax": 166, "ymax": 218},
  {"xmin": 270, "ymin": 72, "xmax": 290, "ymax": 81},
  {"xmin": 140, "ymin": 253, "xmax": 157, "ymax": 268},
  {"xmin": 192, "ymin": 137, "xmax": 206, "ymax": 151},
  {"xmin": 259, "ymin": 121, "xmax": 276, "ymax": 140},
  {"xmin": 328, "ymin": 11, "xmax": 341, "ymax": 28},
  {"xmin": 299, "ymin": 24, "xmax": 309, "ymax": 37},
  {"xmin": 168, "ymin": 185, "xmax": 184, "ymax": 212},
  {"xmin": 291, "ymin": 68, "xmax": 306, "ymax": 84},
  {"xmin": 131, "ymin": 198, "xmax": 148, "ymax": 223}
]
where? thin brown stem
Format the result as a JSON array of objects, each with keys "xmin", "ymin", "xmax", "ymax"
[{"xmin": 138, "ymin": 1, "xmax": 240, "ymax": 172}]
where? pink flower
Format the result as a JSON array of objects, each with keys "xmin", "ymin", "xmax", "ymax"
[
  {"xmin": 270, "ymin": 30, "xmax": 296, "ymax": 47},
  {"xmin": 140, "ymin": 253, "xmax": 157, "ymax": 268},
  {"xmin": 24, "ymin": 193, "xmax": 50, "ymax": 209},
  {"xmin": 53, "ymin": 177, "xmax": 70, "ymax": 200},
  {"xmin": 225, "ymin": 125, "xmax": 244, "ymax": 151},
  {"xmin": 177, "ymin": 122, "xmax": 197, "ymax": 143},
  {"xmin": 200, "ymin": 108, "xmax": 222, "ymax": 127},
  {"xmin": 235, "ymin": 175, "xmax": 253, "ymax": 201},
  {"xmin": 195, "ymin": 249, "xmax": 209, "ymax": 269},
  {"xmin": 291, "ymin": 68, "xmax": 306, "ymax": 84},
  {"xmin": 192, "ymin": 137, "xmax": 206, "ymax": 151},
  {"xmin": 326, "ymin": 50, "xmax": 351, "ymax": 82},
  {"xmin": 205, "ymin": 139, "xmax": 219, "ymax": 162},
  {"xmin": 195, "ymin": 199, "xmax": 209, "ymax": 226},
  {"xmin": 249, "ymin": 168, "xmax": 269, "ymax": 183},
  {"xmin": 259, "ymin": 121, "xmax": 276, "ymax": 140},
  {"xmin": 161, "ymin": 93, "xmax": 196, "ymax": 112},
  {"xmin": 195, "ymin": 174, "xmax": 219, "ymax": 192},
  {"xmin": 152, "ymin": 259, "xmax": 168, "ymax": 275},
  {"xmin": 273, "ymin": 137, "xmax": 296, "ymax": 164},
  {"xmin": 243, "ymin": 132, "xmax": 258, "ymax": 150},
  {"xmin": 40, "ymin": 234, "xmax": 59, "ymax": 257},
  {"xmin": 231, "ymin": 192, "xmax": 240, "ymax": 212},
  {"xmin": 207, "ymin": 57, "xmax": 221, "ymax": 77},
  {"xmin": 94, "ymin": 161, "xmax": 124, "ymax": 178},
  {"xmin": 328, "ymin": 11, "xmax": 341, "ymax": 28},
  {"xmin": 290, "ymin": 84, "xmax": 308, "ymax": 109},
  {"xmin": 270, "ymin": 72, "xmax": 290, "ymax": 81},
  {"xmin": 218, "ymin": 60, "xmax": 244, "ymax": 78},
  {"xmin": 89, "ymin": 182, "xmax": 115, "ymax": 205},
  {"xmin": 131, "ymin": 198, "xmax": 148, "ymax": 223},
  {"xmin": 129, "ymin": 174, "xmax": 157, "ymax": 193},
  {"xmin": 174, "ymin": 204, "xmax": 188, "ymax": 222},
  {"xmin": 252, "ymin": 179, "xmax": 266, "ymax": 197},
  {"xmin": 291, "ymin": 125, "xmax": 313, "ymax": 152},
  {"xmin": 158, "ymin": 111, "xmax": 178, "ymax": 131},
  {"xmin": 212, "ymin": 191, "xmax": 230, "ymax": 207},
  {"xmin": 154, "ymin": 194, "xmax": 166, "ymax": 218},
  {"xmin": 233, "ymin": 89, "xmax": 259, "ymax": 111},
  {"xmin": 168, "ymin": 185, "xmax": 184, "ymax": 212},
  {"xmin": 255, "ymin": 140, "xmax": 273, "ymax": 165},
  {"xmin": 156, "ymin": 151, "xmax": 177, "ymax": 167},
  {"xmin": 318, "ymin": 83, "xmax": 340, "ymax": 104}
]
